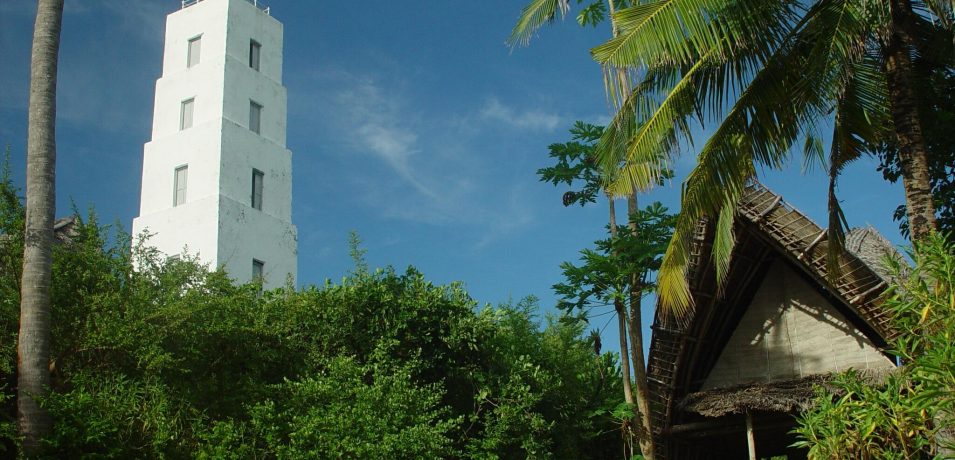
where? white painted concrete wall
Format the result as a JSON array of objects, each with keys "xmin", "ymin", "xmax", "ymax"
[
  {"xmin": 702, "ymin": 260, "xmax": 894, "ymax": 390},
  {"xmin": 133, "ymin": 0, "xmax": 296, "ymax": 289}
]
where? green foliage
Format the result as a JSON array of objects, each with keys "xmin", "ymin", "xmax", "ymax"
[
  {"xmin": 0, "ymin": 153, "xmax": 23, "ymax": 453},
  {"xmin": 576, "ymin": 1, "xmax": 607, "ymax": 27},
  {"xmin": 507, "ymin": 0, "xmax": 634, "ymax": 47},
  {"xmin": 464, "ymin": 300, "xmax": 624, "ymax": 459},
  {"xmin": 793, "ymin": 233, "xmax": 955, "ymax": 458},
  {"xmin": 45, "ymin": 372, "xmax": 198, "ymax": 457},
  {"xmin": 537, "ymin": 121, "xmax": 605, "ymax": 207},
  {"xmin": 217, "ymin": 356, "xmax": 457, "ymax": 459},
  {"xmin": 0, "ymin": 174, "xmax": 625, "ymax": 457},
  {"xmin": 537, "ymin": 121, "xmax": 671, "ymax": 210},
  {"xmin": 554, "ymin": 202, "xmax": 674, "ymax": 315},
  {"xmin": 589, "ymin": 0, "xmax": 952, "ymax": 317},
  {"xmin": 888, "ymin": 234, "xmax": 955, "ymax": 435},
  {"xmin": 792, "ymin": 370, "xmax": 934, "ymax": 459},
  {"xmin": 539, "ymin": 121, "xmax": 675, "ymax": 318}
]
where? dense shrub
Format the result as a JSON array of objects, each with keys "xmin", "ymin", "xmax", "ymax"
[{"xmin": 0, "ymin": 175, "xmax": 624, "ymax": 458}]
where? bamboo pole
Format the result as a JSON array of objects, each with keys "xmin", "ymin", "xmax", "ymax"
[{"xmin": 746, "ymin": 411, "xmax": 756, "ymax": 460}]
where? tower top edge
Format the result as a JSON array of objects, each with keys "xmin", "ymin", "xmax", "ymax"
[{"xmin": 180, "ymin": 0, "xmax": 270, "ymax": 16}]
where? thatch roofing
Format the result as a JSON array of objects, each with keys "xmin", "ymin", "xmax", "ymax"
[
  {"xmin": 54, "ymin": 216, "xmax": 78, "ymax": 243},
  {"xmin": 678, "ymin": 374, "xmax": 830, "ymax": 417},
  {"xmin": 678, "ymin": 369, "xmax": 893, "ymax": 418},
  {"xmin": 845, "ymin": 226, "xmax": 905, "ymax": 283},
  {"xmin": 646, "ymin": 181, "xmax": 898, "ymax": 459}
]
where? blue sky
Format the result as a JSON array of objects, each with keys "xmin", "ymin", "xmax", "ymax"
[{"xmin": 0, "ymin": 1, "xmax": 906, "ymax": 344}]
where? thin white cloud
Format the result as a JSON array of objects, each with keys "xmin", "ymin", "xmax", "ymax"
[
  {"xmin": 473, "ymin": 182, "xmax": 535, "ymax": 249},
  {"xmin": 290, "ymin": 67, "xmax": 538, "ymax": 245},
  {"xmin": 357, "ymin": 124, "xmax": 416, "ymax": 165},
  {"xmin": 331, "ymin": 76, "xmax": 436, "ymax": 198},
  {"xmin": 479, "ymin": 97, "xmax": 561, "ymax": 132}
]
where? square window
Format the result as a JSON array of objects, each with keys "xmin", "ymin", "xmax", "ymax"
[
  {"xmin": 173, "ymin": 165, "xmax": 188, "ymax": 206},
  {"xmin": 187, "ymin": 36, "xmax": 201, "ymax": 68},
  {"xmin": 249, "ymin": 101, "xmax": 262, "ymax": 134},
  {"xmin": 180, "ymin": 98, "xmax": 195, "ymax": 130},
  {"xmin": 252, "ymin": 169, "xmax": 264, "ymax": 210},
  {"xmin": 249, "ymin": 40, "xmax": 261, "ymax": 71}
]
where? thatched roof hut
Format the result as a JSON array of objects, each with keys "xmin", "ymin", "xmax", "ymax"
[{"xmin": 646, "ymin": 182, "xmax": 898, "ymax": 459}]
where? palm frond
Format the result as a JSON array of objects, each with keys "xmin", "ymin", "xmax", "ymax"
[
  {"xmin": 652, "ymin": 1, "xmax": 864, "ymax": 313},
  {"xmin": 801, "ymin": 127, "xmax": 827, "ymax": 174},
  {"xmin": 609, "ymin": 0, "xmax": 896, "ymax": 315},
  {"xmin": 596, "ymin": 0, "xmax": 807, "ymax": 198},
  {"xmin": 656, "ymin": 212, "xmax": 696, "ymax": 320},
  {"xmin": 712, "ymin": 199, "xmax": 737, "ymax": 288},
  {"xmin": 826, "ymin": 50, "xmax": 890, "ymax": 278},
  {"xmin": 597, "ymin": 42, "xmax": 771, "ymax": 196},
  {"xmin": 508, "ymin": 0, "xmax": 571, "ymax": 48},
  {"xmin": 922, "ymin": 0, "xmax": 954, "ymax": 30},
  {"xmin": 592, "ymin": 0, "xmax": 798, "ymax": 68},
  {"xmin": 597, "ymin": 59, "xmax": 706, "ymax": 195}
]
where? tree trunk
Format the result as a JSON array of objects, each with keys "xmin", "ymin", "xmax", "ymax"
[
  {"xmin": 608, "ymin": 196, "xmax": 635, "ymax": 458},
  {"xmin": 626, "ymin": 192, "xmax": 655, "ymax": 460},
  {"xmin": 885, "ymin": 0, "xmax": 937, "ymax": 241},
  {"xmin": 19, "ymin": 0, "xmax": 63, "ymax": 454},
  {"xmin": 605, "ymin": 0, "xmax": 654, "ymax": 456}
]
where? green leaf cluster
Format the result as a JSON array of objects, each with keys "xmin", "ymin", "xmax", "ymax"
[
  {"xmin": 0, "ymin": 170, "xmax": 626, "ymax": 458},
  {"xmin": 539, "ymin": 122, "xmax": 675, "ymax": 320},
  {"xmin": 507, "ymin": 0, "xmax": 635, "ymax": 47},
  {"xmin": 536, "ymin": 121, "xmax": 605, "ymax": 208},
  {"xmin": 554, "ymin": 202, "xmax": 674, "ymax": 315}
]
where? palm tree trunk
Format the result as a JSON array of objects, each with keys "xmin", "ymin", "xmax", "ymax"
[
  {"xmin": 608, "ymin": 197, "xmax": 634, "ymax": 404},
  {"xmin": 626, "ymin": 192, "xmax": 655, "ymax": 460},
  {"xmin": 885, "ymin": 0, "xmax": 937, "ymax": 241},
  {"xmin": 606, "ymin": 0, "xmax": 655, "ymax": 455},
  {"xmin": 19, "ymin": 0, "xmax": 63, "ymax": 454},
  {"xmin": 608, "ymin": 196, "xmax": 635, "ymax": 458}
]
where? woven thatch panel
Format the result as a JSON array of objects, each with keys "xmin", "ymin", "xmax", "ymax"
[
  {"xmin": 845, "ymin": 226, "xmax": 905, "ymax": 282},
  {"xmin": 702, "ymin": 260, "xmax": 894, "ymax": 389}
]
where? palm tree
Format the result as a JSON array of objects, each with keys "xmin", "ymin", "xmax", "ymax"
[
  {"xmin": 590, "ymin": 0, "xmax": 951, "ymax": 315},
  {"xmin": 510, "ymin": 2, "xmax": 658, "ymax": 458},
  {"xmin": 19, "ymin": 0, "xmax": 64, "ymax": 454}
]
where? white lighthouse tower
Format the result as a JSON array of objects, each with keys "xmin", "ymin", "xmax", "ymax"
[{"xmin": 132, "ymin": 0, "xmax": 297, "ymax": 289}]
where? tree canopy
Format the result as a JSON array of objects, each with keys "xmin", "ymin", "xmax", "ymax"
[
  {"xmin": 0, "ymin": 175, "xmax": 627, "ymax": 458},
  {"xmin": 589, "ymin": 0, "xmax": 952, "ymax": 316}
]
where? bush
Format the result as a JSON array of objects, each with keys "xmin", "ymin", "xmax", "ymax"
[{"xmin": 0, "ymin": 174, "xmax": 624, "ymax": 458}]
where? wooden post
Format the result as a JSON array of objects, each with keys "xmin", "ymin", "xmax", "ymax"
[{"xmin": 746, "ymin": 411, "xmax": 756, "ymax": 460}]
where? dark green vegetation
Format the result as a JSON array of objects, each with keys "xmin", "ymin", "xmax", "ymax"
[
  {"xmin": 539, "ymin": 121, "xmax": 675, "ymax": 458},
  {"xmin": 0, "ymin": 174, "xmax": 626, "ymax": 458},
  {"xmin": 794, "ymin": 233, "xmax": 955, "ymax": 458},
  {"xmin": 539, "ymin": 123, "xmax": 674, "ymax": 319}
]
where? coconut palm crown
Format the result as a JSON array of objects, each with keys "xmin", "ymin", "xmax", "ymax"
[{"xmin": 591, "ymin": 0, "xmax": 952, "ymax": 318}]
